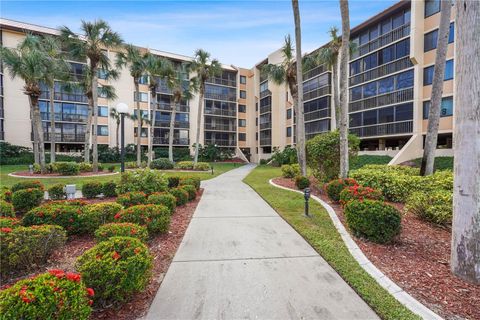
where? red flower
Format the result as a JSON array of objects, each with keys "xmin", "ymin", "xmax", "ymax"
[
  {"xmin": 134, "ymin": 247, "xmax": 141, "ymax": 254},
  {"xmin": 22, "ymin": 296, "xmax": 32, "ymax": 303},
  {"xmin": 66, "ymin": 272, "xmax": 81, "ymax": 283},
  {"xmin": 88, "ymin": 299, "xmax": 93, "ymax": 306},
  {"xmin": 130, "ymin": 228, "xmax": 137, "ymax": 235},
  {"xmin": 86, "ymin": 287, "xmax": 95, "ymax": 297},
  {"xmin": 114, "ymin": 213, "xmax": 121, "ymax": 220},
  {"xmin": 112, "ymin": 251, "xmax": 121, "ymax": 260},
  {"xmin": 49, "ymin": 269, "xmax": 65, "ymax": 279},
  {"xmin": 0, "ymin": 227, "xmax": 12, "ymax": 233},
  {"xmin": 69, "ymin": 218, "xmax": 74, "ymax": 223}
]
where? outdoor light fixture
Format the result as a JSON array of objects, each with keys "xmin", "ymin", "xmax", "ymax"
[
  {"xmin": 29, "ymin": 164, "xmax": 34, "ymax": 174},
  {"xmin": 65, "ymin": 184, "xmax": 76, "ymax": 199},
  {"xmin": 116, "ymin": 103, "xmax": 129, "ymax": 173},
  {"xmin": 304, "ymin": 187, "xmax": 311, "ymax": 217}
]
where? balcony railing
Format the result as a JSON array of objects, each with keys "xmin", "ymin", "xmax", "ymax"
[
  {"xmin": 153, "ymin": 137, "xmax": 189, "ymax": 145},
  {"xmin": 41, "ymin": 91, "xmax": 88, "ymax": 103},
  {"xmin": 350, "ymin": 120, "xmax": 413, "ymax": 138},
  {"xmin": 303, "ymin": 65, "xmax": 327, "ymax": 81},
  {"xmin": 204, "ymin": 108, "xmax": 236, "ymax": 117},
  {"xmin": 349, "ymin": 87, "xmax": 414, "ymax": 113},
  {"xmin": 260, "ymin": 105, "xmax": 271, "ymax": 114},
  {"xmin": 304, "ymin": 108, "xmax": 329, "ymax": 122},
  {"xmin": 349, "ymin": 56, "xmax": 413, "ymax": 86},
  {"xmin": 303, "ymin": 85, "xmax": 331, "ymax": 102},
  {"xmin": 259, "ymin": 138, "xmax": 271, "ymax": 146},
  {"xmin": 353, "ymin": 23, "xmax": 410, "ymax": 59},
  {"xmin": 0, "ymin": 106, "xmax": 4, "ymax": 118},
  {"xmin": 156, "ymin": 103, "xmax": 189, "ymax": 113},
  {"xmin": 204, "ymin": 123, "xmax": 237, "ymax": 132},
  {"xmin": 260, "ymin": 122, "xmax": 272, "ymax": 130},
  {"xmin": 207, "ymin": 77, "xmax": 236, "ymax": 87},
  {"xmin": 41, "ymin": 112, "xmax": 88, "ymax": 123},
  {"xmin": 42, "ymin": 133, "xmax": 85, "ymax": 143},
  {"xmin": 204, "ymin": 139, "xmax": 236, "ymax": 147},
  {"xmin": 260, "ymin": 89, "xmax": 272, "ymax": 99},
  {"xmin": 205, "ymin": 92, "xmax": 236, "ymax": 102},
  {"xmin": 154, "ymin": 121, "xmax": 189, "ymax": 129}
]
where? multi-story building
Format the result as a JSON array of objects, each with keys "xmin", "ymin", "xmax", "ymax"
[{"xmin": 0, "ymin": 0, "xmax": 456, "ymax": 164}]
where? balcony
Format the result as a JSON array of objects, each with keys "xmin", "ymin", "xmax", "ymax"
[
  {"xmin": 204, "ymin": 123, "xmax": 236, "ymax": 132},
  {"xmin": 207, "ymin": 77, "xmax": 236, "ymax": 88},
  {"xmin": 354, "ymin": 23, "xmax": 410, "ymax": 59},
  {"xmin": 260, "ymin": 89, "xmax": 272, "ymax": 99},
  {"xmin": 260, "ymin": 105, "xmax": 271, "ymax": 114},
  {"xmin": 349, "ymin": 56, "xmax": 413, "ymax": 86},
  {"xmin": 204, "ymin": 139, "xmax": 236, "ymax": 147},
  {"xmin": 303, "ymin": 85, "xmax": 331, "ymax": 102},
  {"xmin": 259, "ymin": 138, "xmax": 271, "ymax": 146},
  {"xmin": 41, "ymin": 91, "xmax": 88, "ymax": 103},
  {"xmin": 156, "ymin": 103, "xmax": 189, "ymax": 113},
  {"xmin": 153, "ymin": 137, "xmax": 189, "ymax": 145},
  {"xmin": 204, "ymin": 108, "xmax": 236, "ymax": 117},
  {"xmin": 41, "ymin": 112, "xmax": 88, "ymax": 123},
  {"xmin": 42, "ymin": 133, "xmax": 85, "ymax": 143},
  {"xmin": 154, "ymin": 121, "xmax": 189, "ymax": 129},
  {"xmin": 303, "ymin": 65, "xmax": 327, "ymax": 81},
  {"xmin": 349, "ymin": 87, "xmax": 414, "ymax": 113},
  {"xmin": 205, "ymin": 92, "xmax": 236, "ymax": 102},
  {"xmin": 304, "ymin": 108, "xmax": 329, "ymax": 122},
  {"xmin": 350, "ymin": 120, "xmax": 413, "ymax": 138},
  {"xmin": 260, "ymin": 122, "xmax": 271, "ymax": 130}
]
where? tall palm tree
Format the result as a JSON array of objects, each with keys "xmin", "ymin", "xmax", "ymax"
[
  {"xmin": 451, "ymin": 0, "xmax": 480, "ymax": 284},
  {"xmin": 166, "ymin": 64, "xmax": 198, "ymax": 162},
  {"xmin": 129, "ymin": 111, "xmax": 151, "ymax": 160},
  {"xmin": 60, "ymin": 20, "xmax": 123, "ymax": 172},
  {"xmin": 188, "ymin": 49, "xmax": 222, "ymax": 163},
  {"xmin": 420, "ymin": 0, "xmax": 452, "ymax": 176},
  {"xmin": 1, "ymin": 34, "xmax": 50, "ymax": 172},
  {"xmin": 116, "ymin": 44, "xmax": 149, "ymax": 167},
  {"xmin": 109, "ymin": 107, "xmax": 121, "ymax": 149},
  {"xmin": 338, "ymin": 0, "xmax": 351, "ymax": 179}
]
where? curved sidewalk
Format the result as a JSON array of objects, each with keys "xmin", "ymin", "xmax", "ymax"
[{"xmin": 146, "ymin": 164, "xmax": 379, "ymax": 319}]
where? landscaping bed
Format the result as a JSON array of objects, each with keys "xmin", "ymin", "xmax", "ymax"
[
  {"xmin": 273, "ymin": 176, "xmax": 480, "ymax": 320},
  {"xmin": 11, "ymin": 171, "xmax": 117, "ymax": 177}
]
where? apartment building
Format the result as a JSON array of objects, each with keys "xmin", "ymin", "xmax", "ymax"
[{"xmin": 0, "ymin": 0, "xmax": 456, "ymax": 164}]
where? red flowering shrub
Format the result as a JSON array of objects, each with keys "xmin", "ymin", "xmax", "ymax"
[
  {"xmin": 115, "ymin": 204, "xmax": 171, "ymax": 235},
  {"xmin": 0, "ymin": 200, "xmax": 15, "ymax": 217},
  {"xmin": 76, "ymin": 237, "xmax": 152, "ymax": 306},
  {"xmin": 11, "ymin": 180, "xmax": 44, "ymax": 192},
  {"xmin": 0, "ymin": 217, "xmax": 20, "ymax": 229},
  {"xmin": 0, "ymin": 271, "xmax": 92, "ymax": 319},
  {"xmin": 11, "ymin": 188, "xmax": 44, "ymax": 213},
  {"xmin": 0, "ymin": 225, "xmax": 66, "ymax": 276},
  {"xmin": 339, "ymin": 185, "xmax": 384, "ymax": 206},
  {"xmin": 94, "ymin": 223, "xmax": 148, "ymax": 243},
  {"xmin": 22, "ymin": 203, "xmax": 84, "ymax": 235},
  {"xmin": 147, "ymin": 192, "xmax": 176, "ymax": 213},
  {"xmin": 116, "ymin": 191, "xmax": 146, "ymax": 208},
  {"xmin": 179, "ymin": 185, "xmax": 196, "ymax": 201},
  {"xmin": 169, "ymin": 188, "xmax": 189, "ymax": 206},
  {"xmin": 324, "ymin": 178, "xmax": 358, "ymax": 202},
  {"xmin": 81, "ymin": 202, "xmax": 123, "ymax": 233}
]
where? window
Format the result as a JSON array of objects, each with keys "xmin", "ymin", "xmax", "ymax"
[
  {"xmin": 363, "ymin": 110, "xmax": 377, "ymax": 126},
  {"xmin": 97, "ymin": 125, "xmax": 108, "ymax": 136},
  {"xmin": 395, "ymin": 39, "xmax": 410, "ymax": 58},
  {"xmin": 98, "ymin": 69, "xmax": 108, "ymax": 80},
  {"xmin": 381, "ymin": 18, "xmax": 392, "ymax": 35},
  {"xmin": 286, "ymin": 108, "xmax": 292, "ymax": 119},
  {"xmin": 350, "ymin": 60, "xmax": 361, "ymax": 76},
  {"xmin": 98, "ymin": 87, "xmax": 108, "ymax": 98},
  {"xmin": 423, "ymin": 59, "xmax": 454, "ymax": 85},
  {"xmin": 351, "ymin": 86, "xmax": 363, "ymax": 101},
  {"xmin": 448, "ymin": 23, "xmax": 455, "ymax": 43},
  {"xmin": 98, "ymin": 106, "xmax": 108, "ymax": 117},
  {"xmin": 445, "ymin": 59, "xmax": 454, "ymax": 80},
  {"xmin": 392, "ymin": 12, "xmax": 405, "ymax": 29},
  {"xmin": 255, "ymin": 117, "xmax": 258, "ymax": 126},
  {"xmin": 425, "ymin": 0, "xmax": 441, "ymax": 17},
  {"xmin": 238, "ymin": 119, "xmax": 246, "ymax": 127},
  {"xmin": 238, "ymin": 104, "xmax": 246, "ymax": 113},
  {"xmin": 396, "ymin": 70, "xmax": 414, "ymax": 89},
  {"xmin": 379, "ymin": 45, "xmax": 395, "ymax": 65},
  {"xmin": 363, "ymin": 82, "xmax": 377, "ymax": 98},
  {"xmin": 378, "ymin": 76, "xmax": 395, "ymax": 94},
  {"xmin": 240, "ymin": 76, "xmax": 247, "ymax": 84},
  {"xmin": 134, "ymin": 92, "xmax": 148, "ymax": 102},
  {"xmin": 378, "ymin": 107, "xmax": 395, "ymax": 123},
  {"xmin": 360, "ymin": 31, "xmax": 369, "ymax": 45},
  {"xmin": 395, "ymin": 103, "xmax": 413, "ymax": 121},
  {"xmin": 369, "ymin": 26, "xmax": 379, "ymax": 40},
  {"xmin": 139, "ymin": 75, "xmax": 149, "ymax": 84},
  {"xmin": 424, "ymin": 23, "xmax": 455, "ymax": 52},
  {"xmin": 134, "ymin": 127, "xmax": 148, "ymax": 137},
  {"xmin": 363, "ymin": 53, "xmax": 378, "ymax": 71},
  {"xmin": 423, "ymin": 96, "xmax": 454, "ymax": 119},
  {"xmin": 286, "ymin": 127, "xmax": 292, "ymax": 137},
  {"xmin": 240, "ymin": 90, "xmax": 246, "ymax": 99},
  {"xmin": 350, "ymin": 113, "xmax": 362, "ymax": 127},
  {"xmin": 239, "ymin": 133, "xmax": 246, "ymax": 141}
]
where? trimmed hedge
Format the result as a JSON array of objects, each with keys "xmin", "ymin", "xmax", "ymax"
[
  {"xmin": 94, "ymin": 223, "xmax": 148, "ymax": 243},
  {"xmin": 82, "ymin": 182, "xmax": 103, "ymax": 199},
  {"xmin": 23, "ymin": 203, "xmax": 84, "ymax": 235},
  {"xmin": 0, "ymin": 217, "xmax": 21, "ymax": 229},
  {"xmin": 281, "ymin": 164, "xmax": 301, "ymax": 178},
  {"xmin": 405, "ymin": 190, "xmax": 452, "ymax": 226},
  {"xmin": 339, "ymin": 185, "xmax": 384, "ymax": 206},
  {"xmin": 115, "ymin": 204, "xmax": 171, "ymax": 235},
  {"xmin": 116, "ymin": 192, "xmax": 146, "ymax": 208},
  {"xmin": 295, "ymin": 176, "xmax": 310, "ymax": 190},
  {"xmin": 147, "ymin": 192, "xmax": 176, "ymax": 213},
  {"xmin": 167, "ymin": 176, "xmax": 180, "ymax": 188},
  {"xmin": 169, "ymin": 188, "xmax": 189, "ymax": 206},
  {"xmin": 176, "ymin": 161, "xmax": 210, "ymax": 171},
  {"xmin": 52, "ymin": 162, "xmax": 80, "ymax": 175},
  {"xmin": 11, "ymin": 180, "xmax": 44, "ymax": 193},
  {"xmin": 179, "ymin": 177, "xmax": 201, "ymax": 191},
  {"xmin": 48, "ymin": 183, "xmax": 66, "ymax": 200},
  {"xmin": 0, "ymin": 200, "xmax": 15, "ymax": 217},
  {"xmin": 82, "ymin": 202, "xmax": 124, "ymax": 233},
  {"xmin": 324, "ymin": 178, "xmax": 358, "ymax": 202},
  {"xmin": 180, "ymin": 185, "xmax": 196, "ymax": 201},
  {"xmin": 150, "ymin": 158, "xmax": 174, "ymax": 170},
  {"xmin": 12, "ymin": 188, "xmax": 44, "ymax": 213},
  {"xmin": 102, "ymin": 181, "xmax": 117, "ymax": 197},
  {"xmin": 116, "ymin": 169, "xmax": 168, "ymax": 194}
]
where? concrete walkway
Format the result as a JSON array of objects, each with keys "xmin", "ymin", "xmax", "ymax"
[{"xmin": 146, "ymin": 164, "xmax": 379, "ymax": 320}]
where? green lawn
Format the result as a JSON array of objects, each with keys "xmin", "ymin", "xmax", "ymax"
[
  {"xmin": 243, "ymin": 165, "xmax": 419, "ymax": 320},
  {"xmin": 0, "ymin": 162, "xmax": 241, "ymax": 189}
]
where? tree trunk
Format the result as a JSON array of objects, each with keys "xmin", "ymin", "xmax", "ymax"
[
  {"xmin": 451, "ymin": 0, "xmax": 480, "ymax": 284},
  {"xmin": 148, "ymin": 88, "xmax": 157, "ymax": 166},
  {"xmin": 338, "ymin": 0, "xmax": 351, "ymax": 179},
  {"xmin": 49, "ymin": 84, "xmax": 56, "ymax": 163},
  {"xmin": 291, "ymin": 0, "xmax": 307, "ymax": 176},
  {"xmin": 332, "ymin": 59, "xmax": 340, "ymax": 130},
  {"xmin": 91, "ymin": 67, "xmax": 99, "ymax": 172},
  {"xmin": 116, "ymin": 120, "xmax": 120, "ymax": 150},
  {"xmin": 30, "ymin": 95, "xmax": 46, "ymax": 173},
  {"xmin": 135, "ymin": 80, "xmax": 142, "ymax": 167},
  {"xmin": 194, "ymin": 86, "xmax": 204, "ymax": 163},
  {"xmin": 168, "ymin": 102, "xmax": 177, "ymax": 162},
  {"xmin": 420, "ymin": 0, "xmax": 452, "ymax": 176},
  {"xmin": 31, "ymin": 107, "xmax": 39, "ymax": 164},
  {"xmin": 84, "ymin": 99, "xmax": 92, "ymax": 163}
]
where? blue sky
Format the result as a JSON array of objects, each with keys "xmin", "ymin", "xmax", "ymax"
[{"xmin": 1, "ymin": 0, "xmax": 397, "ymax": 67}]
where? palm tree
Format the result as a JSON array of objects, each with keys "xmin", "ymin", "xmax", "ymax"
[
  {"xmin": 338, "ymin": 0, "xmax": 351, "ymax": 179},
  {"xmin": 110, "ymin": 107, "xmax": 121, "ymax": 149},
  {"xmin": 451, "ymin": 0, "xmax": 480, "ymax": 284},
  {"xmin": 420, "ymin": 1, "xmax": 452, "ymax": 176},
  {"xmin": 166, "ymin": 64, "xmax": 198, "ymax": 162},
  {"xmin": 188, "ymin": 49, "xmax": 222, "ymax": 163},
  {"xmin": 129, "ymin": 111, "xmax": 151, "ymax": 161},
  {"xmin": 60, "ymin": 20, "xmax": 123, "ymax": 172},
  {"xmin": 116, "ymin": 44, "xmax": 149, "ymax": 167},
  {"xmin": 1, "ymin": 34, "xmax": 50, "ymax": 172}
]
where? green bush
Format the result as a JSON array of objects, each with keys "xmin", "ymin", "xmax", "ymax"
[
  {"xmin": 176, "ymin": 161, "xmax": 194, "ymax": 170},
  {"xmin": 324, "ymin": 178, "xmax": 358, "ymax": 202},
  {"xmin": 345, "ymin": 199, "xmax": 401, "ymax": 244},
  {"xmin": 150, "ymin": 158, "xmax": 174, "ymax": 170},
  {"xmin": 306, "ymin": 130, "xmax": 360, "ymax": 182},
  {"xmin": 102, "ymin": 181, "xmax": 117, "ymax": 197},
  {"xmin": 82, "ymin": 182, "xmax": 103, "ymax": 199},
  {"xmin": 147, "ymin": 192, "xmax": 176, "ymax": 213},
  {"xmin": 52, "ymin": 162, "xmax": 80, "ymax": 175},
  {"xmin": 180, "ymin": 185, "xmax": 196, "ymax": 201},
  {"xmin": 0, "ymin": 225, "xmax": 67, "ymax": 275},
  {"xmin": 1, "ymin": 187, "xmax": 13, "ymax": 202},
  {"xmin": 154, "ymin": 146, "xmax": 191, "ymax": 162},
  {"xmin": 270, "ymin": 145, "xmax": 297, "ymax": 166},
  {"xmin": 108, "ymin": 165, "xmax": 116, "ymax": 172},
  {"xmin": 193, "ymin": 162, "xmax": 210, "ymax": 171},
  {"xmin": 169, "ymin": 188, "xmax": 189, "ymax": 206},
  {"xmin": 295, "ymin": 176, "xmax": 310, "ymax": 190},
  {"xmin": 125, "ymin": 161, "xmax": 138, "ymax": 169},
  {"xmin": 23, "ymin": 203, "xmax": 84, "ymax": 235},
  {"xmin": 82, "ymin": 202, "xmax": 124, "ymax": 233},
  {"xmin": 117, "ymin": 169, "xmax": 168, "ymax": 194},
  {"xmin": 0, "ymin": 200, "xmax": 15, "ymax": 217},
  {"xmin": 115, "ymin": 204, "xmax": 171, "ymax": 234},
  {"xmin": 76, "ymin": 237, "xmax": 152, "ymax": 306},
  {"xmin": 116, "ymin": 191, "xmax": 146, "ymax": 208},
  {"xmin": 48, "ymin": 183, "xmax": 66, "ymax": 200},
  {"xmin": 423, "ymin": 170, "xmax": 453, "ymax": 192},
  {"xmin": 79, "ymin": 162, "xmax": 93, "ymax": 172},
  {"xmin": 281, "ymin": 164, "xmax": 301, "ymax": 178},
  {"xmin": 167, "ymin": 176, "xmax": 180, "ymax": 188},
  {"xmin": 179, "ymin": 177, "xmax": 201, "ymax": 190},
  {"xmin": 0, "ymin": 217, "xmax": 21, "ymax": 229},
  {"xmin": 350, "ymin": 155, "xmax": 392, "ymax": 171},
  {"xmin": 259, "ymin": 159, "xmax": 268, "ymax": 165},
  {"xmin": 0, "ymin": 271, "xmax": 93, "ymax": 319},
  {"xmin": 12, "ymin": 188, "xmax": 44, "ymax": 212},
  {"xmin": 11, "ymin": 180, "xmax": 44, "ymax": 193},
  {"xmin": 339, "ymin": 185, "xmax": 384, "ymax": 206},
  {"xmin": 405, "ymin": 190, "xmax": 452, "ymax": 226},
  {"xmin": 95, "ymin": 223, "xmax": 148, "ymax": 243}
]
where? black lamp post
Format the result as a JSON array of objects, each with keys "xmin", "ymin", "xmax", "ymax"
[
  {"xmin": 304, "ymin": 187, "xmax": 311, "ymax": 217},
  {"xmin": 116, "ymin": 103, "xmax": 129, "ymax": 173}
]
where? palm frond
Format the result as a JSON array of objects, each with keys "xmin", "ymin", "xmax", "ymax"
[{"xmin": 262, "ymin": 64, "xmax": 286, "ymax": 85}]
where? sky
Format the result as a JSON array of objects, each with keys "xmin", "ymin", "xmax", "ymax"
[{"xmin": 1, "ymin": 0, "xmax": 398, "ymax": 67}]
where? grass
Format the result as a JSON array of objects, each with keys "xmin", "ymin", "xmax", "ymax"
[
  {"xmin": 243, "ymin": 165, "xmax": 419, "ymax": 320},
  {"xmin": 412, "ymin": 156, "xmax": 453, "ymax": 171},
  {"xmin": 350, "ymin": 155, "xmax": 392, "ymax": 171},
  {"xmin": 0, "ymin": 162, "xmax": 241, "ymax": 189}
]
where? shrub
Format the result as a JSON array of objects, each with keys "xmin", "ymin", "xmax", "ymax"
[
  {"xmin": 1, "ymin": 187, "xmax": 13, "ymax": 202},
  {"xmin": 147, "ymin": 192, "xmax": 176, "ymax": 213},
  {"xmin": 125, "ymin": 161, "xmax": 138, "ymax": 169},
  {"xmin": 423, "ymin": 170, "xmax": 453, "ymax": 192},
  {"xmin": 102, "ymin": 181, "xmax": 117, "ymax": 197},
  {"xmin": 180, "ymin": 185, "xmax": 196, "ymax": 201},
  {"xmin": 82, "ymin": 202, "xmax": 124, "ymax": 233},
  {"xmin": 12, "ymin": 188, "xmax": 44, "ymax": 212},
  {"xmin": 150, "ymin": 158, "xmax": 174, "ymax": 170},
  {"xmin": 48, "ymin": 183, "xmax": 66, "ymax": 200},
  {"xmin": 97, "ymin": 163, "xmax": 105, "ymax": 172},
  {"xmin": 115, "ymin": 204, "xmax": 171, "ymax": 234},
  {"xmin": 94, "ymin": 223, "xmax": 148, "ymax": 243},
  {"xmin": 405, "ymin": 190, "xmax": 452, "ymax": 226},
  {"xmin": 169, "ymin": 188, "xmax": 189, "ymax": 206},
  {"xmin": 52, "ymin": 162, "xmax": 80, "ymax": 175},
  {"xmin": 81, "ymin": 182, "xmax": 103, "ymax": 199},
  {"xmin": 339, "ymin": 185, "xmax": 384, "ymax": 206},
  {"xmin": 295, "ymin": 176, "xmax": 310, "ymax": 190},
  {"xmin": 259, "ymin": 159, "xmax": 268, "ymax": 165},
  {"xmin": 167, "ymin": 176, "xmax": 180, "ymax": 188},
  {"xmin": 193, "ymin": 162, "xmax": 210, "ymax": 171},
  {"xmin": 271, "ymin": 145, "xmax": 297, "ymax": 166},
  {"xmin": 176, "ymin": 161, "xmax": 194, "ymax": 170},
  {"xmin": 324, "ymin": 178, "xmax": 358, "ymax": 202},
  {"xmin": 108, "ymin": 165, "xmax": 116, "ymax": 172},
  {"xmin": 76, "ymin": 237, "xmax": 152, "ymax": 306},
  {"xmin": 116, "ymin": 169, "xmax": 168, "ymax": 194},
  {"xmin": 345, "ymin": 199, "xmax": 401, "ymax": 244},
  {"xmin": 79, "ymin": 162, "xmax": 93, "ymax": 172},
  {"xmin": 116, "ymin": 192, "xmax": 146, "ymax": 208},
  {"xmin": 11, "ymin": 180, "xmax": 44, "ymax": 193},
  {"xmin": 306, "ymin": 130, "xmax": 360, "ymax": 182},
  {"xmin": 0, "ymin": 225, "xmax": 67, "ymax": 275},
  {"xmin": 281, "ymin": 164, "xmax": 301, "ymax": 178},
  {"xmin": 0, "ymin": 200, "xmax": 15, "ymax": 217},
  {"xmin": 0, "ymin": 217, "xmax": 21, "ymax": 228},
  {"xmin": 179, "ymin": 177, "xmax": 201, "ymax": 190},
  {"xmin": 23, "ymin": 203, "xmax": 84, "ymax": 235},
  {"xmin": 0, "ymin": 271, "xmax": 93, "ymax": 319}
]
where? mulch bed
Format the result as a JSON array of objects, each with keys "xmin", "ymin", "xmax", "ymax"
[
  {"xmin": 273, "ymin": 177, "xmax": 479, "ymax": 320},
  {"xmin": 12, "ymin": 171, "xmax": 116, "ymax": 177}
]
